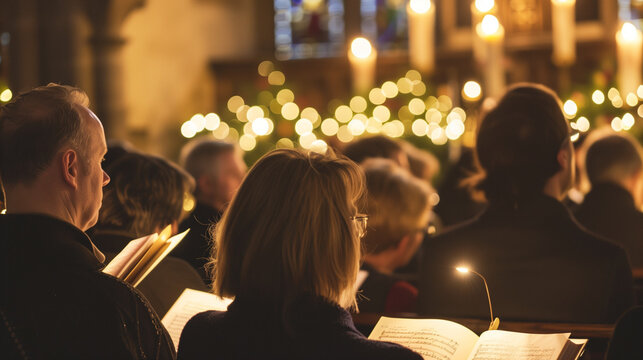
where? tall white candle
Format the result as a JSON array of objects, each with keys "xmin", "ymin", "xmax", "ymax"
[
  {"xmin": 551, "ymin": 0, "xmax": 576, "ymax": 66},
  {"xmin": 471, "ymin": 0, "xmax": 495, "ymax": 65},
  {"xmin": 349, "ymin": 37, "xmax": 377, "ymax": 94},
  {"xmin": 406, "ymin": 0, "xmax": 435, "ymax": 74},
  {"xmin": 476, "ymin": 15, "xmax": 505, "ymax": 99},
  {"xmin": 616, "ymin": 22, "xmax": 643, "ymax": 98}
]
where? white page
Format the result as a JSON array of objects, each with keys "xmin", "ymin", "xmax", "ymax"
[
  {"xmin": 102, "ymin": 233, "xmax": 157, "ymax": 278},
  {"xmin": 161, "ymin": 288, "xmax": 233, "ymax": 350},
  {"xmin": 369, "ymin": 317, "xmax": 480, "ymax": 360},
  {"xmin": 466, "ymin": 330, "xmax": 570, "ymax": 360}
]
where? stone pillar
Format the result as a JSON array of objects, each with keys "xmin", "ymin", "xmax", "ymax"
[
  {"xmin": 90, "ymin": 34, "xmax": 127, "ymax": 139},
  {"xmin": 85, "ymin": 0, "xmax": 144, "ymax": 139}
]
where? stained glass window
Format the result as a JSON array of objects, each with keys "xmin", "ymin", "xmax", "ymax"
[
  {"xmin": 274, "ymin": 0, "xmax": 345, "ymax": 60},
  {"xmin": 361, "ymin": 0, "xmax": 409, "ymax": 51}
]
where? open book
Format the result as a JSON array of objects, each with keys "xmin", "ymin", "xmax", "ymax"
[
  {"xmin": 102, "ymin": 225, "xmax": 189, "ymax": 287},
  {"xmin": 369, "ymin": 317, "xmax": 587, "ymax": 360},
  {"xmin": 162, "ymin": 288, "xmax": 233, "ymax": 350}
]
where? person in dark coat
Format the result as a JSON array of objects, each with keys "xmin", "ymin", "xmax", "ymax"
[
  {"xmin": 357, "ymin": 159, "xmax": 433, "ymax": 314},
  {"xmin": 91, "ymin": 152, "xmax": 208, "ymax": 318},
  {"xmin": 175, "ymin": 140, "xmax": 246, "ymax": 282},
  {"xmin": 575, "ymin": 134, "xmax": 643, "ymax": 268},
  {"xmin": 418, "ymin": 84, "xmax": 635, "ymax": 324},
  {"xmin": 177, "ymin": 149, "xmax": 422, "ymax": 360},
  {"xmin": 605, "ymin": 306, "xmax": 643, "ymax": 359},
  {"xmin": 0, "ymin": 84, "xmax": 174, "ymax": 359}
]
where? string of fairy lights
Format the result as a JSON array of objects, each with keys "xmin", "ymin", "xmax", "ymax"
[
  {"xmin": 180, "ymin": 60, "xmax": 642, "ymax": 155},
  {"xmin": 181, "ymin": 60, "xmax": 473, "ymax": 154}
]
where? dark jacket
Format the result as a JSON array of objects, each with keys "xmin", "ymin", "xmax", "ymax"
[
  {"xmin": 606, "ymin": 306, "xmax": 643, "ymax": 360},
  {"xmin": 91, "ymin": 229, "xmax": 209, "ymax": 318},
  {"xmin": 175, "ymin": 202, "xmax": 222, "ymax": 282},
  {"xmin": 575, "ymin": 182, "xmax": 643, "ymax": 268},
  {"xmin": 177, "ymin": 294, "xmax": 422, "ymax": 360},
  {"xmin": 0, "ymin": 214, "xmax": 175, "ymax": 359},
  {"xmin": 358, "ymin": 263, "xmax": 417, "ymax": 314},
  {"xmin": 418, "ymin": 194, "xmax": 635, "ymax": 323}
]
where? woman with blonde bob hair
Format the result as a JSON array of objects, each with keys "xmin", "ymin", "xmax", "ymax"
[{"xmin": 177, "ymin": 149, "xmax": 421, "ymax": 360}]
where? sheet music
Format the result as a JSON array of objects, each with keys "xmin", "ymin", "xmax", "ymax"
[
  {"xmin": 161, "ymin": 288, "xmax": 233, "ymax": 350},
  {"xmin": 466, "ymin": 330, "xmax": 570, "ymax": 360},
  {"xmin": 369, "ymin": 317, "xmax": 479, "ymax": 360}
]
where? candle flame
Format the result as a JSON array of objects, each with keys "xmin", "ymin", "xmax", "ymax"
[
  {"xmin": 620, "ymin": 22, "xmax": 641, "ymax": 42},
  {"xmin": 480, "ymin": 15, "xmax": 500, "ymax": 36},
  {"xmin": 475, "ymin": 0, "xmax": 494, "ymax": 13},
  {"xmin": 350, "ymin": 37, "xmax": 373, "ymax": 59},
  {"xmin": 409, "ymin": 0, "xmax": 432, "ymax": 14},
  {"xmin": 456, "ymin": 267, "xmax": 470, "ymax": 273}
]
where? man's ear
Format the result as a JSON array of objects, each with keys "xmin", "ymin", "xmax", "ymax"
[{"xmin": 61, "ymin": 149, "xmax": 79, "ymax": 189}]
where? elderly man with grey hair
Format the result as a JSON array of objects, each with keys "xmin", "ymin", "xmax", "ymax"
[{"xmin": 175, "ymin": 140, "xmax": 247, "ymax": 281}]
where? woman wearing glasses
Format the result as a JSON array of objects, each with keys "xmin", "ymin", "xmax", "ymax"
[{"xmin": 177, "ymin": 149, "xmax": 421, "ymax": 360}]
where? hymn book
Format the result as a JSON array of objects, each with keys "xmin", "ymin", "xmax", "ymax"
[
  {"xmin": 161, "ymin": 288, "xmax": 233, "ymax": 350},
  {"xmin": 102, "ymin": 225, "xmax": 190, "ymax": 287},
  {"xmin": 368, "ymin": 317, "xmax": 586, "ymax": 360}
]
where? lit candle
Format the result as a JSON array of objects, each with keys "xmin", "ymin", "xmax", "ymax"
[
  {"xmin": 406, "ymin": 0, "xmax": 435, "ymax": 74},
  {"xmin": 476, "ymin": 15, "xmax": 505, "ymax": 99},
  {"xmin": 348, "ymin": 37, "xmax": 377, "ymax": 94},
  {"xmin": 616, "ymin": 22, "xmax": 643, "ymax": 98},
  {"xmin": 471, "ymin": 0, "xmax": 496, "ymax": 64},
  {"xmin": 551, "ymin": 0, "xmax": 576, "ymax": 66}
]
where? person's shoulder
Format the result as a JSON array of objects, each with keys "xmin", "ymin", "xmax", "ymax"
[{"xmin": 177, "ymin": 310, "xmax": 227, "ymax": 358}]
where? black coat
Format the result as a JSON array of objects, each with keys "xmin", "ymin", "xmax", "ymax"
[
  {"xmin": 175, "ymin": 202, "xmax": 222, "ymax": 282},
  {"xmin": 418, "ymin": 194, "xmax": 635, "ymax": 323},
  {"xmin": 91, "ymin": 229, "xmax": 209, "ymax": 318},
  {"xmin": 176, "ymin": 294, "xmax": 422, "ymax": 360},
  {"xmin": 0, "ymin": 214, "xmax": 175, "ymax": 359},
  {"xmin": 575, "ymin": 182, "xmax": 643, "ymax": 268}
]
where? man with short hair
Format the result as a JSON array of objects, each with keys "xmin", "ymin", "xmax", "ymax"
[
  {"xmin": 418, "ymin": 84, "xmax": 634, "ymax": 323},
  {"xmin": 575, "ymin": 134, "xmax": 643, "ymax": 267},
  {"xmin": 0, "ymin": 84, "xmax": 175, "ymax": 359},
  {"xmin": 176, "ymin": 140, "xmax": 247, "ymax": 281}
]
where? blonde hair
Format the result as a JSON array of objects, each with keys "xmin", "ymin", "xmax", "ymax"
[
  {"xmin": 362, "ymin": 158, "xmax": 433, "ymax": 254},
  {"xmin": 210, "ymin": 149, "xmax": 365, "ymax": 308}
]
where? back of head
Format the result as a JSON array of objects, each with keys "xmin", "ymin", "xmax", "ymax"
[
  {"xmin": 98, "ymin": 152, "xmax": 195, "ymax": 237},
  {"xmin": 362, "ymin": 158, "xmax": 432, "ymax": 254},
  {"xmin": 213, "ymin": 149, "xmax": 365, "ymax": 309},
  {"xmin": 475, "ymin": 83, "xmax": 569, "ymax": 202},
  {"xmin": 0, "ymin": 84, "xmax": 89, "ymax": 187},
  {"xmin": 586, "ymin": 134, "xmax": 643, "ymax": 186},
  {"xmin": 343, "ymin": 136, "xmax": 407, "ymax": 167},
  {"xmin": 180, "ymin": 140, "xmax": 235, "ymax": 191}
]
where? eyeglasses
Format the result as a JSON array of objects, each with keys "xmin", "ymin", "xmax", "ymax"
[{"xmin": 350, "ymin": 215, "xmax": 368, "ymax": 239}]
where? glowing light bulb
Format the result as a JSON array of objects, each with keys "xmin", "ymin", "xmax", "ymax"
[
  {"xmin": 475, "ymin": 0, "xmax": 494, "ymax": 12},
  {"xmin": 456, "ymin": 267, "xmax": 469, "ymax": 273},
  {"xmin": 350, "ymin": 37, "xmax": 372, "ymax": 59},
  {"xmin": 204, "ymin": 113, "xmax": 221, "ymax": 131},
  {"xmin": 321, "ymin": 118, "xmax": 339, "ymax": 136},
  {"xmin": 592, "ymin": 90, "xmax": 605, "ymax": 105},
  {"xmin": 563, "ymin": 100, "xmax": 578, "ymax": 117},
  {"xmin": 576, "ymin": 116, "xmax": 590, "ymax": 132},
  {"xmin": 252, "ymin": 118, "xmax": 270, "ymax": 136},
  {"xmin": 181, "ymin": 121, "xmax": 197, "ymax": 138},
  {"xmin": 480, "ymin": 15, "xmax": 500, "ymax": 36},
  {"xmin": 409, "ymin": 0, "xmax": 431, "ymax": 14},
  {"xmin": 0, "ymin": 88, "xmax": 12, "ymax": 102},
  {"xmin": 239, "ymin": 134, "xmax": 257, "ymax": 151},
  {"xmin": 295, "ymin": 118, "xmax": 314, "ymax": 135},
  {"xmin": 463, "ymin": 81, "xmax": 482, "ymax": 101}
]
